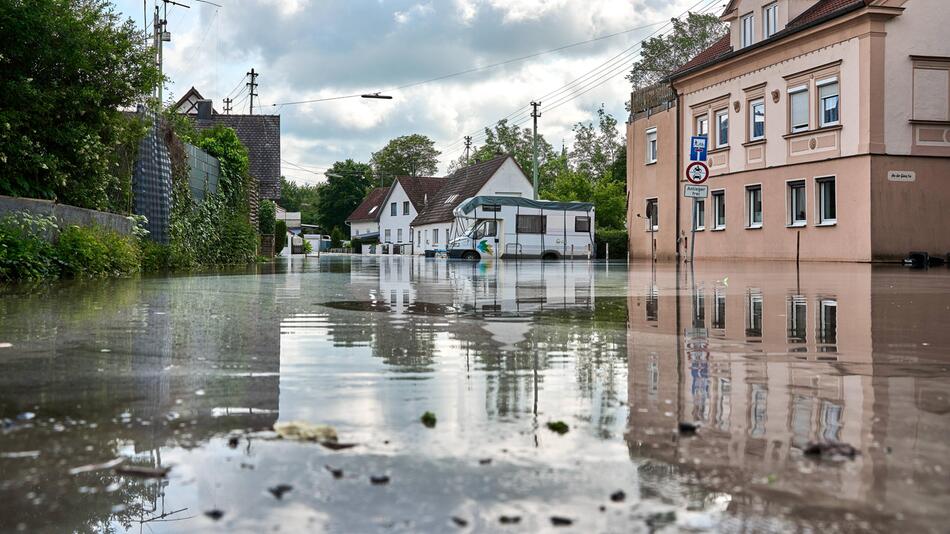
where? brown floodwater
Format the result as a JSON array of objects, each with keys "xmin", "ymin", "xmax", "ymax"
[{"xmin": 0, "ymin": 257, "xmax": 948, "ymax": 532}]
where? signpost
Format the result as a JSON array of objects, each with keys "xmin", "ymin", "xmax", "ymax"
[
  {"xmin": 685, "ymin": 151, "xmax": 709, "ymax": 266},
  {"xmin": 684, "ymin": 184, "xmax": 708, "ymax": 198},
  {"xmin": 690, "ymin": 136, "xmax": 708, "ymax": 162}
]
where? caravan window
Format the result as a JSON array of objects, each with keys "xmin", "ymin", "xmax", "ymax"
[
  {"xmin": 474, "ymin": 220, "xmax": 497, "ymax": 239},
  {"xmin": 575, "ymin": 216, "xmax": 591, "ymax": 232},
  {"xmin": 482, "ymin": 204, "xmax": 501, "ymax": 212},
  {"xmin": 517, "ymin": 214, "xmax": 545, "ymax": 234}
]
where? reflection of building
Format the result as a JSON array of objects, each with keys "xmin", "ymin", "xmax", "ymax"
[{"xmin": 626, "ymin": 262, "xmax": 950, "ymax": 530}]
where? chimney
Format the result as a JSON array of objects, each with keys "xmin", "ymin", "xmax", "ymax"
[{"xmin": 197, "ymin": 99, "xmax": 213, "ymax": 120}]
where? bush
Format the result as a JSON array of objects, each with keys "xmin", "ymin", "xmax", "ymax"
[
  {"xmin": 274, "ymin": 219, "xmax": 287, "ymax": 254},
  {"xmin": 259, "ymin": 200, "xmax": 276, "ymax": 235},
  {"xmin": 0, "ymin": 212, "xmax": 58, "ymax": 281},
  {"xmin": 330, "ymin": 227, "xmax": 344, "ymax": 249},
  {"xmin": 350, "ymin": 237, "xmax": 363, "ymax": 252},
  {"xmin": 55, "ymin": 224, "xmax": 141, "ymax": 277},
  {"xmin": 595, "ymin": 228, "xmax": 628, "ymax": 260},
  {"xmin": 217, "ymin": 213, "xmax": 259, "ymax": 264},
  {"xmin": 302, "ymin": 240, "xmax": 313, "ymax": 255},
  {"xmin": 140, "ymin": 240, "xmax": 172, "ymax": 272}
]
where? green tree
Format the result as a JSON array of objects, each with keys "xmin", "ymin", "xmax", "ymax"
[
  {"xmin": 371, "ymin": 134, "xmax": 440, "ymax": 184},
  {"xmin": 315, "ymin": 160, "xmax": 373, "ymax": 234},
  {"xmin": 626, "ymin": 12, "xmax": 726, "ymax": 92},
  {"xmin": 278, "ymin": 176, "xmax": 321, "ymax": 225},
  {"xmin": 570, "ymin": 105, "xmax": 624, "ymax": 181},
  {"xmin": 0, "ymin": 0, "xmax": 161, "ymax": 211}
]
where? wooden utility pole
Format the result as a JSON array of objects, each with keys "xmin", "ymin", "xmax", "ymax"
[
  {"xmin": 463, "ymin": 136, "xmax": 472, "ymax": 163},
  {"xmin": 530, "ymin": 101, "xmax": 541, "ymax": 198},
  {"xmin": 247, "ymin": 68, "xmax": 259, "ymax": 115},
  {"xmin": 223, "ymin": 97, "xmax": 232, "ymax": 114}
]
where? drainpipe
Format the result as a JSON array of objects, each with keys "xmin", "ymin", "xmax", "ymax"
[{"xmin": 674, "ymin": 87, "xmax": 682, "ymax": 261}]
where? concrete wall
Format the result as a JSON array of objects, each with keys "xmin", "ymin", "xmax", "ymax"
[
  {"xmin": 627, "ymin": 105, "xmax": 679, "ymax": 260},
  {"xmin": 0, "ymin": 195, "xmax": 133, "ymax": 235}
]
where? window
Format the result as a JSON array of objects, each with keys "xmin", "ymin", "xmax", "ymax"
[
  {"xmin": 390, "ymin": 202, "xmax": 397, "ymax": 216},
  {"xmin": 369, "ymin": 205, "xmax": 378, "ymax": 214},
  {"xmin": 397, "ymin": 229, "xmax": 403, "ymax": 243},
  {"xmin": 474, "ymin": 220, "xmax": 497, "ymax": 239},
  {"xmin": 817, "ymin": 298, "xmax": 838, "ymax": 347},
  {"xmin": 417, "ymin": 230, "xmax": 421, "ymax": 243},
  {"xmin": 645, "ymin": 199, "xmax": 658, "ymax": 231},
  {"xmin": 693, "ymin": 199, "xmax": 705, "ymax": 231},
  {"xmin": 645, "ymin": 128, "xmax": 658, "ymax": 163},
  {"xmin": 750, "ymin": 99, "xmax": 765, "ymax": 140},
  {"xmin": 788, "ymin": 180, "xmax": 806, "ymax": 226},
  {"xmin": 787, "ymin": 295, "xmax": 807, "ymax": 344},
  {"xmin": 713, "ymin": 289, "xmax": 726, "ymax": 329},
  {"xmin": 715, "ymin": 109, "xmax": 729, "ymax": 147},
  {"xmin": 712, "ymin": 190, "xmax": 725, "ymax": 229},
  {"xmin": 443, "ymin": 194, "xmax": 459, "ymax": 204},
  {"xmin": 575, "ymin": 216, "xmax": 591, "ymax": 233},
  {"xmin": 746, "ymin": 289, "xmax": 763, "ymax": 338},
  {"xmin": 482, "ymin": 204, "xmax": 501, "ymax": 212},
  {"xmin": 818, "ymin": 78, "xmax": 839, "ymax": 127},
  {"xmin": 913, "ymin": 64, "xmax": 950, "ymax": 121},
  {"xmin": 789, "ymin": 86, "xmax": 809, "ymax": 133},
  {"xmin": 403, "ymin": 201, "xmax": 410, "ymax": 215},
  {"xmin": 763, "ymin": 3, "xmax": 778, "ymax": 39},
  {"xmin": 746, "ymin": 185, "xmax": 762, "ymax": 228},
  {"xmin": 516, "ymin": 214, "xmax": 546, "ymax": 234},
  {"xmin": 741, "ymin": 13, "xmax": 754, "ymax": 48},
  {"xmin": 817, "ymin": 177, "xmax": 836, "ymax": 224},
  {"xmin": 433, "ymin": 228, "xmax": 439, "ymax": 244},
  {"xmin": 696, "ymin": 115, "xmax": 709, "ymax": 138},
  {"xmin": 384, "ymin": 229, "xmax": 391, "ymax": 242},
  {"xmin": 445, "ymin": 228, "xmax": 450, "ymax": 242}
]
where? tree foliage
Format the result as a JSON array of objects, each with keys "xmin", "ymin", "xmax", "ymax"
[
  {"xmin": 279, "ymin": 176, "xmax": 320, "ymax": 226},
  {"xmin": 625, "ymin": 12, "xmax": 726, "ymax": 91},
  {"xmin": 315, "ymin": 159, "xmax": 373, "ymax": 234},
  {"xmin": 0, "ymin": 0, "xmax": 161, "ymax": 211},
  {"xmin": 569, "ymin": 105, "xmax": 624, "ymax": 181},
  {"xmin": 370, "ymin": 134, "xmax": 440, "ymax": 184}
]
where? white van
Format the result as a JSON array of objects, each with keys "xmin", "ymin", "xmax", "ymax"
[{"xmin": 446, "ymin": 196, "xmax": 595, "ymax": 260}]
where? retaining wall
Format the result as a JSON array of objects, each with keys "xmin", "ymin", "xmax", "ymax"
[{"xmin": 0, "ymin": 195, "xmax": 133, "ymax": 235}]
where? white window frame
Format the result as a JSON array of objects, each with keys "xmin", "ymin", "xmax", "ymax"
[
  {"xmin": 741, "ymin": 13, "xmax": 754, "ymax": 48},
  {"xmin": 433, "ymin": 228, "xmax": 439, "ymax": 244},
  {"xmin": 789, "ymin": 85, "xmax": 810, "ymax": 133},
  {"xmin": 817, "ymin": 77, "xmax": 840, "ymax": 128},
  {"xmin": 746, "ymin": 184, "xmax": 763, "ymax": 229},
  {"xmin": 384, "ymin": 229, "xmax": 392, "ymax": 242},
  {"xmin": 749, "ymin": 98, "xmax": 766, "ymax": 141},
  {"xmin": 397, "ymin": 228, "xmax": 403, "ymax": 243},
  {"xmin": 645, "ymin": 127, "xmax": 658, "ymax": 164},
  {"xmin": 715, "ymin": 109, "xmax": 729, "ymax": 148},
  {"xmin": 763, "ymin": 2, "xmax": 778, "ymax": 39},
  {"xmin": 712, "ymin": 189, "xmax": 726, "ymax": 230},
  {"xmin": 696, "ymin": 115, "xmax": 709, "ymax": 138},
  {"xmin": 693, "ymin": 199, "xmax": 705, "ymax": 231},
  {"xmin": 786, "ymin": 179, "xmax": 807, "ymax": 227},
  {"xmin": 402, "ymin": 201, "xmax": 410, "ymax": 215},
  {"xmin": 645, "ymin": 198, "xmax": 658, "ymax": 232},
  {"xmin": 816, "ymin": 176, "xmax": 837, "ymax": 226}
]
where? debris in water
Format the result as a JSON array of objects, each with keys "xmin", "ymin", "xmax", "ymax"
[
  {"xmin": 325, "ymin": 465, "xmax": 343, "ymax": 479},
  {"xmin": 68, "ymin": 458, "xmax": 124, "ymax": 475},
  {"xmin": 478, "ymin": 458, "xmax": 492, "ymax": 465},
  {"xmin": 274, "ymin": 421, "xmax": 338, "ymax": 443},
  {"xmin": 205, "ymin": 510, "xmax": 224, "ymax": 521},
  {"xmin": 499, "ymin": 515, "xmax": 521, "ymax": 524},
  {"xmin": 451, "ymin": 516, "xmax": 468, "ymax": 527},
  {"xmin": 228, "ymin": 436, "xmax": 240, "ymax": 448},
  {"xmin": 804, "ymin": 441, "xmax": 859, "ymax": 460},
  {"xmin": 551, "ymin": 516, "xmax": 573, "ymax": 526},
  {"xmin": 320, "ymin": 441, "xmax": 356, "ymax": 451},
  {"xmin": 17, "ymin": 412, "xmax": 35, "ymax": 421},
  {"xmin": 370, "ymin": 475, "xmax": 390, "ymax": 485},
  {"xmin": 1, "ymin": 451, "xmax": 40, "ymax": 459},
  {"xmin": 678, "ymin": 422, "xmax": 698, "ymax": 436},
  {"xmin": 268, "ymin": 484, "xmax": 293, "ymax": 499},
  {"xmin": 546, "ymin": 421, "xmax": 569, "ymax": 434},
  {"xmin": 598, "ymin": 505, "xmax": 606, "ymax": 512},
  {"xmin": 421, "ymin": 411, "xmax": 437, "ymax": 428},
  {"xmin": 646, "ymin": 511, "xmax": 677, "ymax": 530},
  {"xmin": 610, "ymin": 490, "xmax": 626, "ymax": 502},
  {"xmin": 114, "ymin": 465, "xmax": 171, "ymax": 478},
  {"xmin": 0, "ymin": 342, "xmax": 12, "ymax": 348}
]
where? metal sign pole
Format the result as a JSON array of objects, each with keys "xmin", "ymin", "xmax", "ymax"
[{"xmin": 689, "ymin": 198, "xmax": 697, "ymax": 264}]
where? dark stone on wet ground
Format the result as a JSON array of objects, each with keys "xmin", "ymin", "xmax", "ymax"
[
  {"xmin": 499, "ymin": 515, "xmax": 521, "ymax": 524},
  {"xmin": 268, "ymin": 484, "xmax": 293, "ymax": 499},
  {"xmin": 478, "ymin": 458, "xmax": 492, "ymax": 465},
  {"xmin": 804, "ymin": 441, "xmax": 859, "ymax": 460},
  {"xmin": 320, "ymin": 441, "xmax": 357, "ymax": 450},
  {"xmin": 551, "ymin": 516, "xmax": 573, "ymax": 526},
  {"xmin": 421, "ymin": 411, "xmax": 437, "ymax": 428},
  {"xmin": 451, "ymin": 516, "xmax": 468, "ymax": 527},
  {"xmin": 610, "ymin": 490, "xmax": 626, "ymax": 502},
  {"xmin": 325, "ymin": 465, "xmax": 343, "ymax": 479},
  {"xmin": 677, "ymin": 422, "xmax": 698, "ymax": 436},
  {"xmin": 370, "ymin": 475, "xmax": 390, "ymax": 485},
  {"xmin": 204, "ymin": 509, "xmax": 224, "ymax": 520},
  {"xmin": 546, "ymin": 421, "xmax": 569, "ymax": 434},
  {"xmin": 227, "ymin": 436, "xmax": 240, "ymax": 448},
  {"xmin": 114, "ymin": 465, "xmax": 170, "ymax": 478}
]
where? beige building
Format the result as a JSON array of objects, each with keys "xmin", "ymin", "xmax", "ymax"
[{"xmin": 627, "ymin": 0, "xmax": 950, "ymax": 262}]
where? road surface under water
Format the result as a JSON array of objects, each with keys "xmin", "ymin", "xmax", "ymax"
[{"xmin": 1, "ymin": 257, "xmax": 948, "ymax": 533}]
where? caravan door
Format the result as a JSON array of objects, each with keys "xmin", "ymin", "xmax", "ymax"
[{"xmin": 473, "ymin": 219, "xmax": 501, "ymax": 260}]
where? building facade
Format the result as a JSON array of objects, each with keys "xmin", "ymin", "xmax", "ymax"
[
  {"xmin": 627, "ymin": 0, "xmax": 950, "ymax": 262},
  {"xmin": 345, "ymin": 186, "xmax": 388, "ymax": 241},
  {"xmin": 377, "ymin": 176, "xmax": 443, "ymax": 253}
]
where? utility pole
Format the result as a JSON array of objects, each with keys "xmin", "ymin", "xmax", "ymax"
[
  {"xmin": 463, "ymin": 136, "xmax": 472, "ymax": 164},
  {"xmin": 247, "ymin": 68, "xmax": 259, "ymax": 115},
  {"xmin": 223, "ymin": 97, "xmax": 232, "ymax": 115},
  {"xmin": 530, "ymin": 101, "xmax": 541, "ymax": 199},
  {"xmin": 153, "ymin": 6, "xmax": 162, "ymax": 104}
]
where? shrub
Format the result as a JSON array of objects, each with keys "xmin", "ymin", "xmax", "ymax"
[
  {"xmin": 55, "ymin": 224, "xmax": 141, "ymax": 277},
  {"xmin": 595, "ymin": 228, "xmax": 628, "ymax": 260},
  {"xmin": 302, "ymin": 240, "xmax": 313, "ymax": 255},
  {"xmin": 274, "ymin": 220, "xmax": 287, "ymax": 254},
  {"xmin": 330, "ymin": 227, "xmax": 344, "ymax": 249},
  {"xmin": 216, "ymin": 213, "xmax": 258, "ymax": 264},
  {"xmin": 0, "ymin": 212, "xmax": 58, "ymax": 281},
  {"xmin": 258, "ymin": 200, "xmax": 276, "ymax": 235},
  {"xmin": 351, "ymin": 237, "xmax": 363, "ymax": 252},
  {"xmin": 140, "ymin": 240, "xmax": 172, "ymax": 272}
]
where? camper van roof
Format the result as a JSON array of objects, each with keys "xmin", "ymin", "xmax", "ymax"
[{"xmin": 456, "ymin": 195, "xmax": 594, "ymax": 215}]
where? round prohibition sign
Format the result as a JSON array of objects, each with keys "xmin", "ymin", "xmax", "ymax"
[{"xmin": 686, "ymin": 161, "xmax": 709, "ymax": 185}]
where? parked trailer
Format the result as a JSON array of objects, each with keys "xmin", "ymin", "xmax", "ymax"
[{"xmin": 446, "ymin": 196, "xmax": 595, "ymax": 260}]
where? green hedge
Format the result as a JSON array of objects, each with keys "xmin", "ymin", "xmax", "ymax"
[{"xmin": 595, "ymin": 229, "xmax": 628, "ymax": 260}]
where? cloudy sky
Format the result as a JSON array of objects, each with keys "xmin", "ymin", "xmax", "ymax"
[{"xmin": 114, "ymin": 0, "xmax": 721, "ymax": 184}]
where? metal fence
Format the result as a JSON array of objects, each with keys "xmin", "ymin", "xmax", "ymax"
[
  {"xmin": 132, "ymin": 105, "xmax": 172, "ymax": 243},
  {"xmin": 185, "ymin": 143, "xmax": 219, "ymax": 202}
]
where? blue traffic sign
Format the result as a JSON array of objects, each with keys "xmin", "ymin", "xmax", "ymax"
[{"xmin": 690, "ymin": 136, "xmax": 708, "ymax": 161}]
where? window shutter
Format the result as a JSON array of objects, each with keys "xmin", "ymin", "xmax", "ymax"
[{"xmin": 791, "ymin": 91, "xmax": 808, "ymax": 129}]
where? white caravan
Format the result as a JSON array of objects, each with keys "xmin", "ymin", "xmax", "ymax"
[{"xmin": 446, "ymin": 196, "xmax": 595, "ymax": 260}]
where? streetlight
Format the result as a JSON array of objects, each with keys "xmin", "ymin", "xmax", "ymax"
[{"xmin": 361, "ymin": 92, "xmax": 393, "ymax": 99}]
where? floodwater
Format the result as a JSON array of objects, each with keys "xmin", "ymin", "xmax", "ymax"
[{"xmin": 1, "ymin": 257, "xmax": 948, "ymax": 533}]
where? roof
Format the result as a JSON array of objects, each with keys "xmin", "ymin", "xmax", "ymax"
[
  {"xmin": 193, "ymin": 114, "xmax": 281, "ymax": 200},
  {"xmin": 456, "ymin": 195, "xmax": 594, "ymax": 216},
  {"xmin": 346, "ymin": 186, "xmax": 390, "ymax": 222},
  {"xmin": 395, "ymin": 176, "xmax": 444, "ymax": 212},
  {"xmin": 672, "ymin": 0, "xmax": 866, "ymax": 78},
  {"xmin": 174, "ymin": 87, "xmax": 211, "ymax": 115},
  {"xmin": 411, "ymin": 155, "xmax": 513, "ymax": 226}
]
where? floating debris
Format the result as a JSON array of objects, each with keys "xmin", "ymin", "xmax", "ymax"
[
  {"xmin": 478, "ymin": 458, "xmax": 492, "ymax": 465},
  {"xmin": 228, "ymin": 436, "xmax": 240, "ymax": 448},
  {"xmin": 320, "ymin": 441, "xmax": 357, "ymax": 451},
  {"xmin": 0, "ymin": 342, "xmax": 13, "ymax": 348},
  {"xmin": 678, "ymin": 422, "xmax": 699, "ymax": 436},
  {"xmin": 804, "ymin": 441, "xmax": 859, "ymax": 461},
  {"xmin": 114, "ymin": 465, "xmax": 171, "ymax": 478},
  {"xmin": 451, "ymin": 516, "xmax": 468, "ymax": 527},
  {"xmin": 1, "ymin": 451, "xmax": 40, "ymax": 459},
  {"xmin": 205, "ymin": 509, "xmax": 224, "ymax": 521},
  {"xmin": 274, "ymin": 421, "xmax": 338, "ymax": 443},
  {"xmin": 610, "ymin": 490, "xmax": 626, "ymax": 502},
  {"xmin": 646, "ymin": 511, "xmax": 676, "ymax": 530},
  {"xmin": 324, "ymin": 465, "xmax": 343, "ymax": 479},
  {"xmin": 268, "ymin": 484, "xmax": 293, "ymax": 499},
  {"xmin": 68, "ymin": 458, "xmax": 124, "ymax": 475},
  {"xmin": 551, "ymin": 516, "xmax": 573, "ymax": 526},
  {"xmin": 546, "ymin": 421, "xmax": 569, "ymax": 434},
  {"xmin": 370, "ymin": 475, "xmax": 390, "ymax": 485},
  {"xmin": 499, "ymin": 515, "xmax": 521, "ymax": 524},
  {"xmin": 17, "ymin": 412, "xmax": 35, "ymax": 421},
  {"xmin": 421, "ymin": 411, "xmax": 437, "ymax": 428}
]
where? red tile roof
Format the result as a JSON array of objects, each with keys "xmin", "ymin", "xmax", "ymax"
[
  {"xmin": 346, "ymin": 186, "xmax": 390, "ymax": 222},
  {"xmin": 675, "ymin": 35, "xmax": 732, "ymax": 74},
  {"xmin": 411, "ymin": 155, "xmax": 513, "ymax": 226},
  {"xmin": 788, "ymin": 0, "xmax": 865, "ymax": 28},
  {"xmin": 396, "ymin": 176, "xmax": 445, "ymax": 212}
]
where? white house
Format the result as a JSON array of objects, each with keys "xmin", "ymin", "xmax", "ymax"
[
  {"xmin": 345, "ymin": 186, "xmax": 389, "ymax": 241},
  {"xmin": 411, "ymin": 155, "xmax": 534, "ymax": 254},
  {"xmin": 376, "ymin": 176, "xmax": 443, "ymax": 254}
]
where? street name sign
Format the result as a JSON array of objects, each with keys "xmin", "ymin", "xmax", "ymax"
[
  {"xmin": 888, "ymin": 170, "xmax": 916, "ymax": 182},
  {"xmin": 690, "ymin": 136, "xmax": 708, "ymax": 161},
  {"xmin": 684, "ymin": 185, "xmax": 708, "ymax": 198},
  {"xmin": 685, "ymin": 161, "xmax": 709, "ymax": 184}
]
